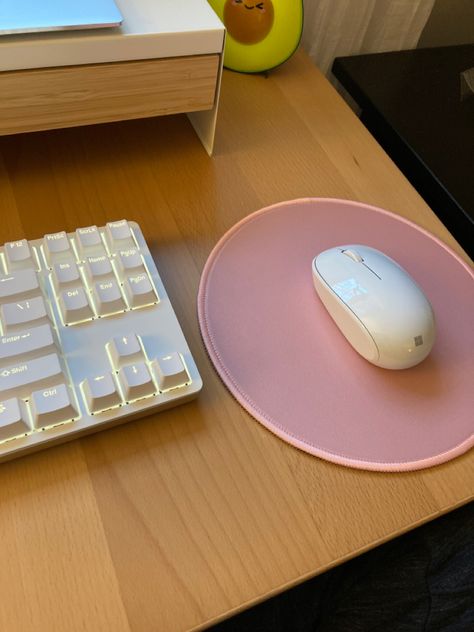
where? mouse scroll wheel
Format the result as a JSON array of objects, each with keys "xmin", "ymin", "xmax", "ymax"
[{"xmin": 342, "ymin": 249, "xmax": 364, "ymax": 263}]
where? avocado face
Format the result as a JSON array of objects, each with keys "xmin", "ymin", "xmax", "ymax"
[
  {"xmin": 224, "ymin": 0, "xmax": 274, "ymax": 45},
  {"xmin": 208, "ymin": 0, "xmax": 303, "ymax": 73}
]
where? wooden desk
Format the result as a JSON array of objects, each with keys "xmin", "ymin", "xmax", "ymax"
[{"xmin": 0, "ymin": 50, "xmax": 472, "ymax": 632}]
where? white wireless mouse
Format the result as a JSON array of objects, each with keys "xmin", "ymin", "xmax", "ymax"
[{"xmin": 312, "ymin": 245, "xmax": 435, "ymax": 369}]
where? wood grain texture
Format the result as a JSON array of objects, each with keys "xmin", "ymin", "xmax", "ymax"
[
  {"xmin": 0, "ymin": 55, "xmax": 219, "ymax": 135},
  {"xmin": 0, "ymin": 49, "xmax": 472, "ymax": 632}
]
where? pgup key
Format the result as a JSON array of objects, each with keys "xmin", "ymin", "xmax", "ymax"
[{"xmin": 115, "ymin": 249, "xmax": 145, "ymax": 278}]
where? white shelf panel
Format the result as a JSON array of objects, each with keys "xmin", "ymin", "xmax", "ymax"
[{"xmin": 0, "ymin": 0, "xmax": 224, "ymax": 71}]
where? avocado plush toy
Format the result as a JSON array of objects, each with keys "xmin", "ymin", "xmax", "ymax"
[{"xmin": 208, "ymin": 0, "xmax": 303, "ymax": 73}]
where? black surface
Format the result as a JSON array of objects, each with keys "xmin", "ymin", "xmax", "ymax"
[
  {"xmin": 210, "ymin": 502, "xmax": 474, "ymax": 631},
  {"xmin": 332, "ymin": 45, "xmax": 474, "ymax": 257}
]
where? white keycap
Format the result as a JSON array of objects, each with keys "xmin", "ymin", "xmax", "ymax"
[
  {"xmin": 92, "ymin": 279, "xmax": 126, "ymax": 316},
  {"xmin": 0, "ymin": 324, "xmax": 56, "ymax": 367},
  {"xmin": 0, "ymin": 353, "xmax": 63, "ymax": 399},
  {"xmin": 0, "ymin": 220, "xmax": 202, "ymax": 460},
  {"xmin": 0, "ymin": 268, "xmax": 39, "ymax": 301},
  {"xmin": 52, "ymin": 261, "xmax": 81, "ymax": 292},
  {"xmin": 1, "ymin": 296, "xmax": 48, "ymax": 331},
  {"xmin": 83, "ymin": 255, "xmax": 113, "ymax": 283},
  {"xmin": 118, "ymin": 362, "xmax": 155, "ymax": 401},
  {"xmin": 75, "ymin": 226, "xmax": 104, "ymax": 258},
  {"xmin": 124, "ymin": 273, "xmax": 157, "ymax": 308},
  {"xmin": 107, "ymin": 333, "xmax": 144, "ymax": 368},
  {"xmin": 105, "ymin": 220, "xmax": 135, "ymax": 251},
  {"xmin": 30, "ymin": 383, "xmax": 77, "ymax": 428},
  {"xmin": 81, "ymin": 373, "xmax": 122, "ymax": 413},
  {"xmin": 59, "ymin": 287, "xmax": 94, "ymax": 324},
  {"xmin": 4, "ymin": 240, "xmax": 36, "ymax": 272},
  {"xmin": 116, "ymin": 249, "xmax": 145, "ymax": 277},
  {"xmin": 152, "ymin": 352, "xmax": 189, "ymax": 391},
  {"xmin": 0, "ymin": 398, "xmax": 31, "ymax": 441},
  {"xmin": 43, "ymin": 231, "xmax": 73, "ymax": 266}
]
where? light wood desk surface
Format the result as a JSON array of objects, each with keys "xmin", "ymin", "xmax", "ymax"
[{"xmin": 0, "ymin": 50, "xmax": 472, "ymax": 632}]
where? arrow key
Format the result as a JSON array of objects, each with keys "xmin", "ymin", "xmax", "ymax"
[
  {"xmin": 118, "ymin": 362, "xmax": 155, "ymax": 401},
  {"xmin": 81, "ymin": 373, "xmax": 122, "ymax": 414},
  {"xmin": 106, "ymin": 333, "xmax": 144, "ymax": 369}
]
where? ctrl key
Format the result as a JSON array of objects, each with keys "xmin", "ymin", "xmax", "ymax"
[
  {"xmin": 30, "ymin": 384, "xmax": 78, "ymax": 429},
  {"xmin": 0, "ymin": 398, "xmax": 31, "ymax": 442}
]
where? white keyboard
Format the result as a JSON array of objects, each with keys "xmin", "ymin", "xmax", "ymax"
[{"xmin": 0, "ymin": 220, "xmax": 202, "ymax": 462}]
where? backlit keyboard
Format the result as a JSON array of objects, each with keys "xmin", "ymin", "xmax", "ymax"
[{"xmin": 0, "ymin": 220, "xmax": 202, "ymax": 462}]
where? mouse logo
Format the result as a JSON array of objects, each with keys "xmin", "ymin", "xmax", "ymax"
[{"xmin": 223, "ymin": 0, "xmax": 274, "ymax": 44}]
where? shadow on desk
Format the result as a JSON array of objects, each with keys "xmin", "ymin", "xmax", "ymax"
[{"xmin": 211, "ymin": 501, "xmax": 474, "ymax": 631}]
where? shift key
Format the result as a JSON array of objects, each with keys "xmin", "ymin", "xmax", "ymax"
[{"xmin": 0, "ymin": 353, "xmax": 64, "ymax": 399}]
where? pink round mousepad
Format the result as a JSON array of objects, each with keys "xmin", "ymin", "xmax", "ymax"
[{"xmin": 197, "ymin": 199, "xmax": 474, "ymax": 471}]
